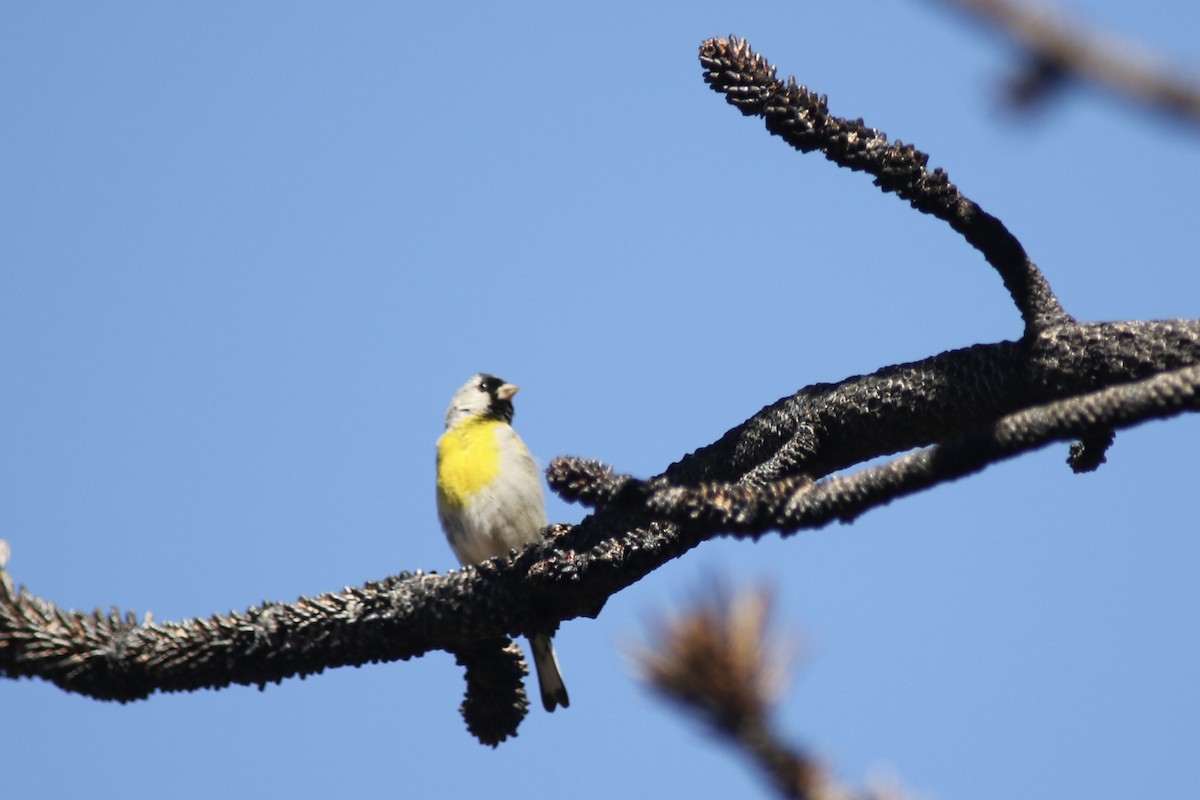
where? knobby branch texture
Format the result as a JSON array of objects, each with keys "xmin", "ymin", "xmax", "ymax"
[
  {"xmin": 697, "ymin": 35, "xmax": 1070, "ymax": 336},
  {"xmin": 2, "ymin": 36, "xmax": 1197, "ymax": 746}
]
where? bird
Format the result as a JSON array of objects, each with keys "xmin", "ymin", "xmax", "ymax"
[{"xmin": 435, "ymin": 373, "xmax": 569, "ymax": 712}]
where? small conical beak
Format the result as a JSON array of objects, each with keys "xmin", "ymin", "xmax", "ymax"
[{"xmin": 496, "ymin": 383, "xmax": 519, "ymax": 401}]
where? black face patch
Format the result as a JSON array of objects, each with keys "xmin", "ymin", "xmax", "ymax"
[
  {"xmin": 477, "ymin": 374, "xmax": 515, "ymax": 423},
  {"xmin": 477, "ymin": 374, "xmax": 505, "ymax": 396}
]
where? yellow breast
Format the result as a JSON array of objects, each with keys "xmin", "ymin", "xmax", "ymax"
[{"xmin": 436, "ymin": 417, "xmax": 504, "ymax": 511}]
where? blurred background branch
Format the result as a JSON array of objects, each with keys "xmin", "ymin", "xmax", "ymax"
[
  {"xmin": 928, "ymin": 0, "xmax": 1200, "ymax": 124},
  {"xmin": 635, "ymin": 584, "xmax": 912, "ymax": 800}
]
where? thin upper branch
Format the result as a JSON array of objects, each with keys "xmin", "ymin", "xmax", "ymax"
[{"xmin": 699, "ymin": 36, "xmax": 1071, "ymax": 335}]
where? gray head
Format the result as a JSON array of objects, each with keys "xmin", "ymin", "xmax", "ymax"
[{"xmin": 444, "ymin": 373, "xmax": 518, "ymax": 429}]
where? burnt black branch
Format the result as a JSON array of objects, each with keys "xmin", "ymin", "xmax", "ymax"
[
  {"xmin": 699, "ymin": 35, "xmax": 1070, "ymax": 335},
  {"xmin": 2, "ymin": 36, "xmax": 1196, "ymax": 746},
  {"xmin": 663, "ymin": 321, "xmax": 1200, "ymax": 488},
  {"xmin": 5, "ymin": 318, "xmax": 1191, "ymax": 739},
  {"xmin": 553, "ymin": 363, "xmax": 1200, "ymax": 538}
]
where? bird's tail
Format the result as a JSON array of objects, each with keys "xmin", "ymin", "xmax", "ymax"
[{"xmin": 529, "ymin": 634, "xmax": 569, "ymax": 712}]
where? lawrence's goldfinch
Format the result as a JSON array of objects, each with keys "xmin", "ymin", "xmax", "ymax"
[{"xmin": 436, "ymin": 373, "xmax": 569, "ymax": 712}]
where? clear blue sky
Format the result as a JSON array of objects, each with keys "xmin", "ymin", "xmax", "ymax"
[{"xmin": 2, "ymin": 3, "xmax": 1196, "ymax": 798}]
